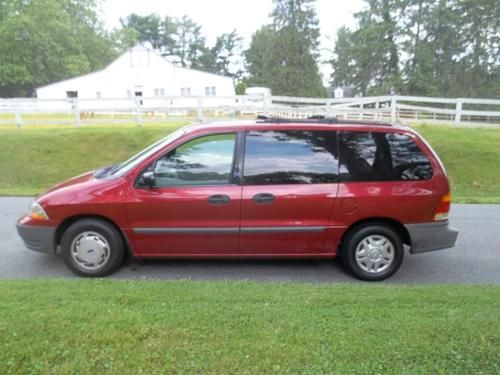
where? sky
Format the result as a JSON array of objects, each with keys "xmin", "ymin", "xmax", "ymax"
[{"xmin": 101, "ymin": 0, "xmax": 365, "ymax": 82}]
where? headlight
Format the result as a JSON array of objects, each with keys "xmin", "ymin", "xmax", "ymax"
[{"xmin": 28, "ymin": 201, "xmax": 49, "ymax": 221}]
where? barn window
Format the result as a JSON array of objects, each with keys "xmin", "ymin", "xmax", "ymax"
[
  {"xmin": 96, "ymin": 91, "xmax": 101, "ymax": 99},
  {"xmin": 154, "ymin": 88, "xmax": 165, "ymax": 97},
  {"xmin": 66, "ymin": 91, "xmax": 78, "ymax": 98},
  {"xmin": 181, "ymin": 87, "xmax": 191, "ymax": 97},
  {"xmin": 205, "ymin": 87, "xmax": 216, "ymax": 96},
  {"xmin": 126, "ymin": 90, "xmax": 132, "ymax": 98}
]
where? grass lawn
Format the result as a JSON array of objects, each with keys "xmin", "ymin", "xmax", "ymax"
[
  {"xmin": 0, "ymin": 122, "xmax": 499, "ymax": 202},
  {"xmin": 0, "ymin": 280, "xmax": 498, "ymax": 374},
  {"xmin": 0, "ymin": 122, "xmax": 189, "ymax": 195},
  {"xmin": 415, "ymin": 125, "xmax": 500, "ymax": 203}
]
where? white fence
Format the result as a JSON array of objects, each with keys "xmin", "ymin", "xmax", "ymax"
[{"xmin": 0, "ymin": 94, "xmax": 499, "ymax": 127}]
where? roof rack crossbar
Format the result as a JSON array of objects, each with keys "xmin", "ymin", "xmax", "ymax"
[{"xmin": 256, "ymin": 115, "xmax": 392, "ymax": 126}]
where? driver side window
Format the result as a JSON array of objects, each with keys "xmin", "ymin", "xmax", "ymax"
[{"xmin": 153, "ymin": 133, "xmax": 236, "ymax": 187}]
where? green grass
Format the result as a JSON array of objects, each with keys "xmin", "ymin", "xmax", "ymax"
[
  {"xmin": 0, "ymin": 280, "xmax": 498, "ymax": 374},
  {"xmin": 0, "ymin": 122, "xmax": 499, "ymax": 202},
  {"xmin": 0, "ymin": 122, "xmax": 189, "ymax": 195},
  {"xmin": 414, "ymin": 125, "xmax": 500, "ymax": 203}
]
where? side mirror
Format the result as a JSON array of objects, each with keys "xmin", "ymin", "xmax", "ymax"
[{"xmin": 140, "ymin": 171, "xmax": 156, "ymax": 188}]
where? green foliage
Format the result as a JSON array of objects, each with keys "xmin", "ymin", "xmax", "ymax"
[
  {"xmin": 120, "ymin": 14, "xmax": 243, "ymax": 77},
  {"xmin": 0, "ymin": 0, "xmax": 119, "ymax": 97},
  {"xmin": 119, "ymin": 13, "xmax": 164, "ymax": 50},
  {"xmin": 0, "ymin": 280, "xmax": 499, "ymax": 373},
  {"xmin": 235, "ymin": 80, "xmax": 248, "ymax": 95},
  {"xmin": 245, "ymin": 0, "xmax": 325, "ymax": 97},
  {"xmin": 212, "ymin": 30, "xmax": 243, "ymax": 77},
  {"xmin": 271, "ymin": 0, "xmax": 320, "ymax": 55},
  {"xmin": 330, "ymin": 0, "xmax": 500, "ymax": 97},
  {"xmin": 244, "ymin": 26, "xmax": 275, "ymax": 86},
  {"xmin": 171, "ymin": 15, "xmax": 206, "ymax": 68}
]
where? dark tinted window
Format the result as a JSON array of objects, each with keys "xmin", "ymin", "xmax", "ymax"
[
  {"xmin": 153, "ymin": 133, "xmax": 235, "ymax": 187},
  {"xmin": 243, "ymin": 130, "xmax": 339, "ymax": 185},
  {"xmin": 338, "ymin": 131, "xmax": 433, "ymax": 181}
]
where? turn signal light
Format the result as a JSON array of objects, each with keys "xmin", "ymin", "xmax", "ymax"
[
  {"xmin": 27, "ymin": 201, "xmax": 49, "ymax": 221},
  {"xmin": 433, "ymin": 193, "xmax": 451, "ymax": 221}
]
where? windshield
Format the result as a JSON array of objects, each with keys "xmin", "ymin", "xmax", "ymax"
[{"xmin": 110, "ymin": 128, "xmax": 186, "ymax": 177}]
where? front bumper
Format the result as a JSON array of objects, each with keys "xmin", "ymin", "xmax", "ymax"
[
  {"xmin": 16, "ymin": 223, "xmax": 57, "ymax": 255},
  {"xmin": 405, "ymin": 221, "xmax": 458, "ymax": 254}
]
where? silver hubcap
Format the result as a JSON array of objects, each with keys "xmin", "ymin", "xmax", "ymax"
[
  {"xmin": 355, "ymin": 234, "xmax": 395, "ymax": 274},
  {"xmin": 71, "ymin": 231, "xmax": 110, "ymax": 271}
]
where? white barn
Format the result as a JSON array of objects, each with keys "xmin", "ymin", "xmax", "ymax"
[{"xmin": 36, "ymin": 44, "xmax": 235, "ymax": 100}]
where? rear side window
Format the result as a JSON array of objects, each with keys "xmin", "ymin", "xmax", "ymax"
[
  {"xmin": 338, "ymin": 131, "xmax": 433, "ymax": 181},
  {"xmin": 243, "ymin": 130, "xmax": 339, "ymax": 185}
]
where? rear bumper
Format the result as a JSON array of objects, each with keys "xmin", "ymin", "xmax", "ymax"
[
  {"xmin": 16, "ymin": 223, "xmax": 57, "ymax": 255},
  {"xmin": 405, "ymin": 221, "xmax": 458, "ymax": 254}
]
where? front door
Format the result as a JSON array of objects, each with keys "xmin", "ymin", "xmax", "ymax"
[
  {"xmin": 239, "ymin": 129, "xmax": 340, "ymax": 254},
  {"xmin": 126, "ymin": 132, "xmax": 241, "ymax": 256}
]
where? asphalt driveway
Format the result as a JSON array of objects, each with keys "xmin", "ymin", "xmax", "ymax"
[{"xmin": 1, "ymin": 197, "xmax": 499, "ymax": 284}]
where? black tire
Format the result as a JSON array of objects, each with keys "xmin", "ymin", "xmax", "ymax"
[
  {"xmin": 60, "ymin": 218, "xmax": 125, "ymax": 277},
  {"xmin": 341, "ymin": 224, "xmax": 404, "ymax": 281}
]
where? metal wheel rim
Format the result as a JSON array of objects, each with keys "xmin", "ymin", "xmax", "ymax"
[
  {"xmin": 70, "ymin": 231, "xmax": 111, "ymax": 271},
  {"xmin": 355, "ymin": 234, "xmax": 395, "ymax": 274}
]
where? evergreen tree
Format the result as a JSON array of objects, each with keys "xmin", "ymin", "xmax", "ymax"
[
  {"xmin": 330, "ymin": 0, "xmax": 500, "ymax": 98},
  {"xmin": 246, "ymin": 0, "xmax": 325, "ymax": 97}
]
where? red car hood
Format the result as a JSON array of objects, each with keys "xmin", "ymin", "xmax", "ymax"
[{"xmin": 43, "ymin": 170, "xmax": 96, "ymax": 195}]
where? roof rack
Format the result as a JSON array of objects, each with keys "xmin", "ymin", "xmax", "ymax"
[{"xmin": 256, "ymin": 115, "xmax": 393, "ymax": 126}]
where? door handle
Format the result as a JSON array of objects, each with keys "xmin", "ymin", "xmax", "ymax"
[
  {"xmin": 208, "ymin": 194, "xmax": 231, "ymax": 205},
  {"xmin": 252, "ymin": 193, "xmax": 275, "ymax": 204}
]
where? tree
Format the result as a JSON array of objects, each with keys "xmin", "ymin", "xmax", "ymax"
[
  {"xmin": 330, "ymin": 0, "xmax": 403, "ymax": 96},
  {"xmin": 109, "ymin": 27, "xmax": 140, "ymax": 52},
  {"xmin": 267, "ymin": 26, "xmax": 325, "ymax": 97},
  {"xmin": 329, "ymin": 0, "xmax": 500, "ymax": 98},
  {"xmin": 271, "ymin": 0, "xmax": 320, "ymax": 55},
  {"xmin": 213, "ymin": 30, "xmax": 243, "ymax": 76},
  {"xmin": 329, "ymin": 27, "xmax": 358, "ymax": 90},
  {"xmin": 245, "ymin": 0, "xmax": 325, "ymax": 97},
  {"xmin": 245, "ymin": 26, "xmax": 275, "ymax": 86},
  {"xmin": 120, "ymin": 14, "xmax": 163, "ymax": 50},
  {"xmin": 171, "ymin": 15, "xmax": 206, "ymax": 68},
  {"xmin": 0, "ymin": 0, "xmax": 118, "ymax": 97}
]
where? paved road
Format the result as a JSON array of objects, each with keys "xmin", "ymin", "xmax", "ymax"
[{"xmin": 1, "ymin": 197, "xmax": 499, "ymax": 284}]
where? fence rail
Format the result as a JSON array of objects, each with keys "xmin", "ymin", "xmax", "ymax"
[{"xmin": 1, "ymin": 95, "xmax": 499, "ymax": 127}]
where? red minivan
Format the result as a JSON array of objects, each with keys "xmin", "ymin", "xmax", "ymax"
[{"xmin": 16, "ymin": 118, "xmax": 458, "ymax": 280}]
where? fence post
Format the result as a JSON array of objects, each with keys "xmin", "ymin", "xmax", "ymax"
[
  {"xmin": 135, "ymin": 97, "xmax": 142, "ymax": 127},
  {"xmin": 73, "ymin": 98, "xmax": 81, "ymax": 126},
  {"xmin": 390, "ymin": 96, "xmax": 397, "ymax": 123},
  {"xmin": 14, "ymin": 99, "xmax": 23, "ymax": 127},
  {"xmin": 197, "ymin": 97, "xmax": 203, "ymax": 122},
  {"xmin": 455, "ymin": 99, "xmax": 463, "ymax": 126},
  {"xmin": 326, "ymin": 100, "xmax": 332, "ymax": 118}
]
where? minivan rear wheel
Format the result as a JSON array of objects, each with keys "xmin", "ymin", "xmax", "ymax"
[
  {"xmin": 341, "ymin": 224, "xmax": 404, "ymax": 281},
  {"xmin": 60, "ymin": 219, "xmax": 124, "ymax": 277}
]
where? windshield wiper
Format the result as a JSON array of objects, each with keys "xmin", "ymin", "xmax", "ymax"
[
  {"xmin": 94, "ymin": 162, "xmax": 122, "ymax": 179},
  {"xmin": 108, "ymin": 162, "xmax": 123, "ymax": 175}
]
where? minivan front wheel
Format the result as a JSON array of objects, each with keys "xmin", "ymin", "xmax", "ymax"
[
  {"xmin": 61, "ymin": 219, "xmax": 125, "ymax": 277},
  {"xmin": 342, "ymin": 224, "xmax": 404, "ymax": 281}
]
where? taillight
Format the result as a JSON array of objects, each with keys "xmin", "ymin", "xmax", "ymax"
[{"xmin": 433, "ymin": 193, "xmax": 451, "ymax": 221}]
